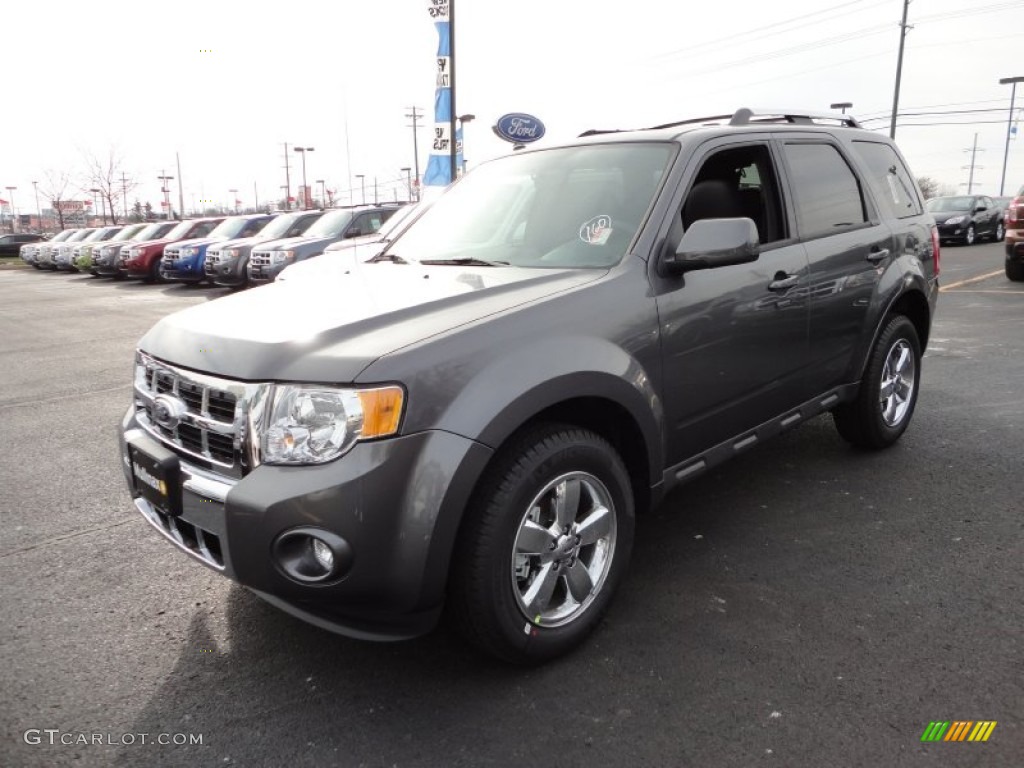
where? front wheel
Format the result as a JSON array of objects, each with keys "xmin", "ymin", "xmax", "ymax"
[
  {"xmin": 1007, "ymin": 259, "xmax": 1024, "ymax": 282},
  {"xmin": 993, "ymin": 221, "xmax": 1005, "ymax": 242},
  {"xmin": 833, "ymin": 315, "xmax": 921, "ymax": 450},
  {"xmin": 964, "ymin": 225, "xmax": 976, "ymax": 246},
  {"xmin": 449, "ymin": 424, "xmax": 635, "ymax": 664}
]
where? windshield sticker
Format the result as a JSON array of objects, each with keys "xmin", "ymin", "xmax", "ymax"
[{"xmin": 579, "ymin": 215, "xmax": 612, "ymax": 245}]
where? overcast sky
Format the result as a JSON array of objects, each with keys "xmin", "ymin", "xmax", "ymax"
[{"xmin": 3, "ymin": 0, "xmax": 1023, "ymax": 218}]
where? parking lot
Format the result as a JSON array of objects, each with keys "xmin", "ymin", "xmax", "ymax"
[{"xmin": 1, "ymin": 244, "xmax": 1021, "ymax": 767}]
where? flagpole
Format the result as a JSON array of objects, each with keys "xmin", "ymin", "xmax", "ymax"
[{"xmin": 449, "ymin": 0, "xmax": 458, "ymax": 182}]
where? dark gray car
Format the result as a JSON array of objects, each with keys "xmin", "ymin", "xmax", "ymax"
[
  {"xmin": 246, "ymin": 205, "xmax": 399, "ymax": 285},
  {"xmin": 119, "ymin": 108, "xmax": 939, "ymax": 664},
  {"xmin": 204, "ymin": 210, "xmax": 323, "ymax": 287}
]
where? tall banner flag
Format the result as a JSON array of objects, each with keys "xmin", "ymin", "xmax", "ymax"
[{"xmin": 424, "ymin": 0, "xmax": 453, "ymax": 187}]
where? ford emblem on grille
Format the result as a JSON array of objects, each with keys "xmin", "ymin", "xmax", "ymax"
[{"xmin": 152, "ymin": 394, "xmax": 188, "ymax": 430}]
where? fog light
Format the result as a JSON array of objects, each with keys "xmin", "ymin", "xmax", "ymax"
[
  {"xmin": 272, "ymin": 527, "xmax": 353, "ymax": 584},
  {"xmin": 311, "ymin": 538, "xmax": 334, "ymax": 571}
]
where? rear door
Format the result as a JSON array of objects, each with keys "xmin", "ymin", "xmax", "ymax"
[{"xmin": 775, "ymin": 134, "xmax": 892, "ymax": 393}]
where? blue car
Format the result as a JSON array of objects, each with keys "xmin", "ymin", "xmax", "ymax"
[{"xmin": 160, "ymin": 214, "xmax": 275, "ymax": 283}]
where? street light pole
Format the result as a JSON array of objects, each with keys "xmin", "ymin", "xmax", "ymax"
[
  {"xmin": 293, "ymin": 146, "xmax": 315, "ymax": 209},
  {"xmin": 355, "ymin": 174, "xmax": 365, "ymax": 205},
  {"xmin": 457, "ymin": 114, "xmax": 475, "ymax": 175},
  {"xmin": 89, "ymin": 188, "xmax": 105, "ymax": 224},
  {"xmin": 157, "ymin": 173, "xmax": 174, "ymax": 220},
  {"xmin": 316, "ymin": 179, "xmax": 325, "ymax": 208},
  {"xmin": 229, "ymin": 189, "xmax": 239, "ymax": 214},
  {"xmin": 400, "ymin": 167, "xmax": 412, "ymax": 201},
  {"xmin": 4, "ymin": 186, "xmax": 16, "ymax": 232},
  {"xmin": 998, "ymin": 76, "xmax": 1024, "ymax": 196},
  {"xmin": 32, "ymin": 181, "xmax": 42, "ymax": 233},
  {"xmin": 830, "ymin": 102, "xmax": 853, "ymax": 115}
]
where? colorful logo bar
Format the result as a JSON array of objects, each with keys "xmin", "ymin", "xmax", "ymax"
[{"xmin": 921, "ymin": 721, "xmax": 997, "ymax": 742}]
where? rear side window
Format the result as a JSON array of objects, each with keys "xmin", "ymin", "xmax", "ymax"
[
  {"xmin": 782, "ymin": 143, "xmax": 867, "ymax": 239},
  {"xmin": 852, "ymin": 141, "xmax": 922, "ymax": 219}
]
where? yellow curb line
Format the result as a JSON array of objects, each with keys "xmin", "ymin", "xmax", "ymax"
[{"xmin": 940, "ymin": 269, "xmax": 1005, "ymax": 292}]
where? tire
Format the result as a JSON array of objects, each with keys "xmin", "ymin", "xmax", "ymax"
[
  {"xmin": 449, "ymin": 424, "xmax": 635, "ymax": 664},
  {"xmin": 833, "ymin": 315, "xmax": 921, "ymax": 450},
  {"xmin": 1007, "ymin": 259, "xmax": 1024, "ymax": 282},
  {"xmin": 993, "ymin": 221, "xmax": 1005, "ymax": 242},
  {"xmin": 964, "ymin": 225, "xmax": 976, "ymax": 246},
  {"xmin": 146, "ymin": 258, "xmax": 162, "ymax": 284}
]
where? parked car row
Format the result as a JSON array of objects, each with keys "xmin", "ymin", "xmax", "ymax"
[{"xmin": 18, "ymin": 203, "xmax": 412, "ymax": 287}]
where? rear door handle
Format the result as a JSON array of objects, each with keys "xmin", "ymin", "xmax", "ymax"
[
  {"xmin": 867, "ymin": 248, "xmax": 890, "ymax": 264},
  {"xmin": 768, "ymin": 273, "xmax": 800, "ymax": 291}
]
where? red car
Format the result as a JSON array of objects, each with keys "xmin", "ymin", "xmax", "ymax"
[
  {"xmin": 122, "ymin": 218, "xmax": 224, "ymax": 281},
  {"xmin": 1005, "ymin": 184, "xmax": 1024, "ymax": 282}
]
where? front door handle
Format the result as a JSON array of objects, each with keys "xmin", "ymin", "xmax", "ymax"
[
  {"xmin": 867, "ymin": 248, "xmax": 890, "ymax": 264},
  {"xmin": 768, "ymin": 273, "xmax": 799, "ymax": 291}
]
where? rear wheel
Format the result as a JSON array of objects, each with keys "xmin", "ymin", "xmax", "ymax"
[
  {"xmin": 833, "ymin": 315, "xmax": 921, "ymax": 450},
  {"xmin": 449, "ymin": 424, "xmax": 634, "ymax": 664},
  {"xmin": 1007, "ymin": 259, "xmax": 1024, "ymax": 282}
]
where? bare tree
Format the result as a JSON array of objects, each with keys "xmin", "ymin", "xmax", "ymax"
[
  {"xmin": 81, "ymin": 146, "xmax": 138, "ymax": 225},
  {"xmin": 38, "ymin": 169, "xmax": 76, "ymax": 230},
  {"xmin": 916, "ymin": 176, "xmax": 943, "ymax": 200}
]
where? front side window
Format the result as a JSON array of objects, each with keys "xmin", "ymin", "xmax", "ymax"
[
  {"xmin": 387, "ymin": 143, "xmax": 674, "ymax": 268},
  {"xmin": 851, "ymin": 141, "xmax": 922, "ymax": 219},
  {"xmin": 783, "ymin": 143, "xmax": 867, "ymax": 239},
  {"xmin": 681, "ymin": 143, "xmax": 787, "ymax": 244}
]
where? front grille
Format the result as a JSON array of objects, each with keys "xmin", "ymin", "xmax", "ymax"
[
  {"xmin": 250, "ymin": 252, "xmax": 271, "ymax": 266},
  {"xmin": 137, "ymin": 499, "xmax": 224, "ymax": 568},
  {"xmin": 134, "ymin": 352, "xmax": 262, "ymax": 473}
]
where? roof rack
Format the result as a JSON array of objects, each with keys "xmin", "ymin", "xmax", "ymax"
[{"xmin": 578, "ymin": 107, "xmax": 861, "ymax": 137}]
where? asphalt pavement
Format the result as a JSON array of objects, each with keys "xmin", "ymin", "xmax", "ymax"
[{"xmin": 1, "ymin": 244, "xmax": 1021, "ymax": 767}]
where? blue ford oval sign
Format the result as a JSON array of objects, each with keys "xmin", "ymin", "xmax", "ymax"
[{"xmin": 492, "ymin": 113, "xmax": 546, "ymax": 144}]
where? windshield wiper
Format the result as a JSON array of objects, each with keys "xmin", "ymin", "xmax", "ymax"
[
  {"xmin": 418, "ymin": 258, "xmax": 509, "ymax": 267},
  {"xmin": 365, "ymin": 252, "xmax": 409, "ymax": 263}
]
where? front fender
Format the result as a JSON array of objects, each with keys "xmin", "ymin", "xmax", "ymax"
[{"xmin": 431, "ymin": 335, "xmax": 664, "ymax": 487}]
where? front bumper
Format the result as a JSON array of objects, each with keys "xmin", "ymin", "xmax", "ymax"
[
  {"xmin": 161, "ymin": 261, "xmax": 206, "ymax": 282},
  {"xmin": 936, "ymin": 222, "xmax": 973, "ymax": 243},
  {"xmin": 120, "ymin": 407, "xmax": 492, "ymax": 640},
  {"xmin": 1006, "ymin": 231, "xmax": 1024, "ymax": 261},
  {"xmin": 207, "ymin": 257, "xmax": 247, "ymax": 286}
]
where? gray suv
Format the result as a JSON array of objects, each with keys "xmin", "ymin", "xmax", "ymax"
[
  {"xmin": 246, "ymin": 205, "xmax": 399, "ymax": 285},
  {"xmin": 119, "ymin": 108, "xmax": 939, "ymax": 664},
  {"xmin": 205, "ymin": 210, "xmax": 322, "ymax": 287}
]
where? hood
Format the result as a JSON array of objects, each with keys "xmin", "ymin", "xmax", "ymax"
[
  {"xmin": 138, "ymin": 262, "xmax": 604, "ymax": 382},
  {"xmin": 168, "ymin": 236, "xmax": 223, "ymax": 250},
  {"xmin": 250, "ymin": 235, "xmax": 310, "ymax": 252},
  {"xmin": 929, "ymin": 210, "xmax": 970, "ymax": 224},
  {"xmin": 323, "ymin": 232, "xmax": 387, "ymax": 252}
]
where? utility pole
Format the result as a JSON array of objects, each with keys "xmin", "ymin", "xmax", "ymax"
[
  {"xmin": 449, "ymin": 0, "xmax": 458, "ymax": 182},
  {"xmin": 405, "ymin": 106, "xmax": 423, "ymax": 201},
  {"xmin": 962, "ymin": 133, "xmax": 983, "ymax": 195},
  {"xmin": 998, "ymin": 76, "xmax": 1024, "ymax": 195},
  {"xmin": 889, "ymin": 0, "xmax": 912, "ymax": 139},
  {"xmin": 254, "ymin": 181, "xmax": 259, "ymax": 212},
  {"xmin": 176, "ymin": 152, "xmax": 185, "ymax": 222},
  {"xmin": 282, "ymin": 143, "xmax": 292, "ymax": 210},
  {"xmin": 120, "ymin": 172, "xmax": 128, "ymax": 221}
]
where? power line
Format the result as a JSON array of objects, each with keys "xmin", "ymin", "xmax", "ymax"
[{"xmin": 650, "ymin": 0, "xmax": 891, "ymax": 61}]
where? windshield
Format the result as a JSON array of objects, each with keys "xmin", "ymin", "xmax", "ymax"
[
  {"xmin": 378, "ymin": 204, "xmax": 419, "ymax": 238},
  {"xmin": 165, "ymin": 220, "xmax": 198, "ymax": 239},
  {"xmin": 67, "ymin": 229, "xmax": 95, "ymax": 242},
  {"xmin": 111, "ymin": 224, "xmax": 143, "ymax": 240},
  {"xmin": 84, "ymin": 227, "xmax": 120, "ymax": 242},
  {"xmin": 50, "ymin": 230, "xmax": 74, "ymax": 242},
  {"xmin": 132, "ymin": 223, "xmax": 171, "ymax": 241},
  {"xmin": 254, "ymin": 212, "xmax": 311, "ymax": 239},
  {"xmin": 386, "ymin": 143, "xmax": 674, "ymax": 268},
  {"xmin": 926, "ymin": 197, "xmax": 973, "ymax": 212},
  {"xmin": 207, "ymin": 216, "xmax": 264, "ymax": 239},
  {"xmin": 303, "ymin": 209, "xmax": 355, "ymax": 238}
]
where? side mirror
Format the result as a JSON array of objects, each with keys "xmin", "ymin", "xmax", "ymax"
[
  {"xmin": 974, "ymin": 205, "xmax": 987, "ymax": 212},
  {"xmin": 343, "ymin": 229, "xmax": 363, "ymax": 239},
  {"xmin": 664, "ymin": 217, "xmax": 760, "ymax": 274}
]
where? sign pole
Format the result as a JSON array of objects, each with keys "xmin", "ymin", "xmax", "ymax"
[{"xmin": 449, "ymin": 0, "xmax": 458, "ymax": 182}]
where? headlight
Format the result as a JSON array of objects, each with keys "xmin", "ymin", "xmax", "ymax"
[
  {"xmin": 261, "ymin": 385, "xmax": 404, "ymax": 465},
  {"xmin": 945, "ymin": 215, "xmax": 966, "ymax": 225},
  {"xmin": 224, "ymin": 248, "xmax": 239, "ymax": 258},
  {"xmin": 272, "ymin": 250, "xmax": 295, "ymax": 265},
  {"xmin": 181, "ymin": 246, "xmax": 198, "ymax": 258}
]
